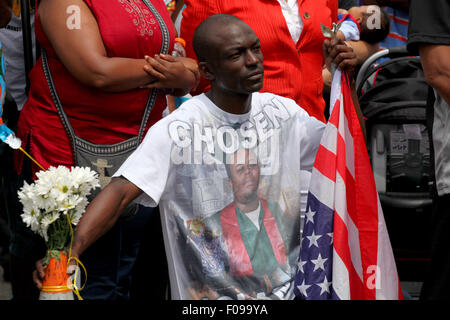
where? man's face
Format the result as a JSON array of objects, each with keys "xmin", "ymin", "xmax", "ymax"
[
  {"xmin": 0, "ymin": 0, "xmax": 11, "ymax": 28},
  {"xmin": 208, "ymin": 22, "xmax": 264, "ymax": 95},
  {"xmin": 229, "ymin": 149, "xmax": 260, "ymax": 204}
]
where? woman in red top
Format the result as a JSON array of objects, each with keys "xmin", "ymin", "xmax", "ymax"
[
  {"xmin": 16, "ymin": 0, "xmax": 197, "ymax": 176},
  {"xmin": 180, "ymin": 0, "xmax": 378, "ymax": 122},
  {"xmin": 12, "ymin": 0, "xmax": 197, "ymax": 300},
  {"xmin": 181, "ymin": 0, "xmax": 337, "ymax": 122}
]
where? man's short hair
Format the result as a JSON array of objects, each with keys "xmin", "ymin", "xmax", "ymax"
[{"xmin": 193, "ymin": 14, "xmax": 247, "ymax": 62}]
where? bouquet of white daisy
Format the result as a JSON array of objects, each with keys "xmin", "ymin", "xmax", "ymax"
[{"xmin": 18, "ymin": 165, "xmax": 100, "ymax": 299}]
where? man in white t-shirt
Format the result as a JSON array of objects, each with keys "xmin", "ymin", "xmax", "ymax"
[{"xmin": 34, "ymin": 14, "xmax": 361, "ymax": 300}]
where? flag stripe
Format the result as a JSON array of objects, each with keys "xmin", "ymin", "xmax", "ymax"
[
  {"xmin": 375, "ymin": 197, "xmax": 401, "ymax": 299},
  {"xmin": 318, "ymin": 122, "xmax": 338, "ymax": 155},
  {"xmin": 313, "ymin": 145, "xmax": 337, "ymax": 182},
  {"xmin": 333, "ymin": 211, "xmax": 367, "ymax": 298},
  {"xmin": 335, "ymin": 172, "xmax": 364, "ymax": 283},
  {"xmin": 332, "ymin": 249, "xmax": 350, "ymax": 300}
]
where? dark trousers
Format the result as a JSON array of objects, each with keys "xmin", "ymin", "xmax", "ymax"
[
  {"xmin": 130, "ymin": 205, "xmax": 170, "ymax": 300},
  {"xmin": 79, "ymin": 205, "xmax": 157, "ymax": 300},
  {"xmin": 420, "ymin": 193, "xmax": 450, "ymax": 300}
]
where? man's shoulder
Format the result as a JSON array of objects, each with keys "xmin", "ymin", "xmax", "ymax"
[
  {"xmin": 159, "ymin": 94, "xmax": 209, "ymax": 123},
  {"xmin": 252, "ymin": 92, "xmax": 324, "ymax": 127},
  {"xmin": 252, "ymin": 92, "xmax": 302, "ymax": 114},
  {"xmin": 175, "ymin": 94, "xmax": 208, "ymax": 113}
]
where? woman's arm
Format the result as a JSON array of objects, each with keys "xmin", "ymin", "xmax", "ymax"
[
  {"xmin": 143, "ymin": 54, "xmax": 200, "ymax": 96},
  {"xmin": 38, "ymin": 0, "xmax": 195, "ymax": 93}
]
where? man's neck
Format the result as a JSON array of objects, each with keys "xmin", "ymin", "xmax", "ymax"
[
  {"xmin": 235, "ymin": 197, "xmax": 260, "ymax": 214},
  {"xmin": 206, "ymin": 89, "xmax": 252, "ymax": 115}
]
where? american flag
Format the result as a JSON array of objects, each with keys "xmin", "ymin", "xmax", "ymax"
[{"xmin": 293, "ymin": 70, "xmax": 402, "ymax": 300}]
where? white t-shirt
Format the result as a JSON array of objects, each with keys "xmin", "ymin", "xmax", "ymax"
[{"xmin": 114, "ymin": 92, "xmax": 325, "ymax": 300}]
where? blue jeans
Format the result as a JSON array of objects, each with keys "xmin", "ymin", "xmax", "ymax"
[{"xmin": 79, "ymin": 205, "xmax": 155, "ymax": 300}]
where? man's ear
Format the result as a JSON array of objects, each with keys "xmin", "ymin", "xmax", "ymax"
[
  {"xmin": 355, "ymin": 15, "xmax": 363, "ymax": 25},
  {"xmin": 199, "ymin": 61, "xmax": 215, "ymax": 82}
]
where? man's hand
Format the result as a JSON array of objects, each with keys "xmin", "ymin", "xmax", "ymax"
[
  {"xmin": 324, "ymin": 37, "xmax": 366, "ymax": 141},
  {"xmin": 323, "ymin": 37, "xmax": 358, "ymax": 79},
  {"xmin": 32, "ymin": 257, "xmax": 78, "ymax": 290}
]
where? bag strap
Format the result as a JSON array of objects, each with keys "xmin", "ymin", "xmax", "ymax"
[{"xmin": 41, "ymin": 0, "xmax": 171, "ymax": 148}]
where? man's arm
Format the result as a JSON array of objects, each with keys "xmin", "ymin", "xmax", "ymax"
[
  {"xmin": 419, "ymin": 44, "xmax": 450, "ymax": 106},
  {"xmin": 70, "ymin": 177, "xmax": 143, "ymax": 259}
]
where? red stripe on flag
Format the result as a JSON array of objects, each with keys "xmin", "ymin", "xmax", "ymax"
[
  {"xmin": 313, "ymin": 145, "xmax": 337, "ymax": 183},
  {"xmin": 333, "ymin": 212, "xmax": 369, "ymax": 299},
  {"xmin": 328, "ymin": 95, "xmax": 341, "ymax": 128},
  {"xmin": 341, "ymin": 72, "xmax": 380, "ymax": 298},
  {"xmin": 335, "ymin": 119, "xmax": 360, "ymax": 226}
]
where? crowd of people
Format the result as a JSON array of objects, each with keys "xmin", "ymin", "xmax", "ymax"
[{"xmin": 0, "ymin": 0, "xmax": 448, "ymax": 301}]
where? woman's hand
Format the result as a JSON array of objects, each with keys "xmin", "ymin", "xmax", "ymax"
[{"xmin": 142, "ymin": 54, "xmax": 199, "ymax": 94}]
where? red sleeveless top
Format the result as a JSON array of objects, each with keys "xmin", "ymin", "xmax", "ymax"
[{"xmin": 15, "ymin": 0, "xmax": 175, "ymax": 176}]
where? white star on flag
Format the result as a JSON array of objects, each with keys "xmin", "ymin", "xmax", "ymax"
[
  {"xmin": 306, "ymin": 230, "xmax": 322, "ymax": 248},
  {"xmin": 316, "ymin": 277, "xmax": 332, "ymax": 296},
  {"xmin": 327, "ymin": 232, "xmax": 333, "ymax": 244},
  {"xmin": 304, "ymin": 208, "xmax": 316, "ymax": 224},
  {"xmin": 297, "ymin": 259, "xmax": 307, "ymax": 273},
  {"xmin": 297, "ymin": 280, "xmax": 311, "ymax": 298},
  {"xmin": 311, "ymin": 253, "xmax": 328, "ymax": 272}
]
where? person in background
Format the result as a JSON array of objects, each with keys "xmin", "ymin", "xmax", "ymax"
[
  {"xmin": 322, "ymin": 4, "xmax": 388, "ymax": 118},
  {"xmin": 337, "ymin": 5, "xmax": 390, "ymax": 44},
  {"xmin": 361, "ymin": 0, "xmax": 409, "ymax": 49},
  {"xmin": 0, "ymin": 0, "xmax": 36, "ymax": 299},
  {"xmin": 180, "ymin": 0, "xmax": 378, "ymax": 123},
  {"xmin": 407, "ymin": 0, "xmax": 450, "ymax": 300},
  {"xmin": 0, "ymin": 0, "xmax": 12, "ymax": 287},
  {"xmin": 0, "ymin": 0, "xmax": 36, "ymax": 112},
  {"xmin": 14, "ymin": 0, "xmax": 197, "ymax": 300}
]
